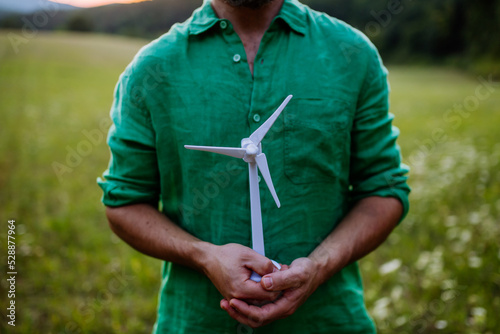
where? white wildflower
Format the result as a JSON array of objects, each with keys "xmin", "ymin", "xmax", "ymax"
[
  {"xmin": 391, "ymin": 285, "xmax": 403, "ymax": 301},
  {"xmin": 440, "ymin": 279, "xmax": 457, "ymax": 290},
  {"xmin": 394, "ymin": 316, "xmax": 407, "ymax": 327},
  {"xmin": 439, "ymin": 156, "xmax": 455, "ymax": 172},
  {"xmin": 372, "ymin": 297, "xmax": 391, "ymax": 320},
  {"xmin": 468, "ymin": 254, "xmax": 483, "ymax": 268},
  {"xmin": 469, "ymin": 212, "xmax": 481, "ymax": 225},
  {"xmin": 445, "ymin": 215, "xmax": 457, "ymax": 227},
  {"xmin": 379, "ymin": 259, "xmax": 402, "ymax": 275},
  {"xmin": 471, "ymin": 307, "xmax": 487, "ymax": 326},
  {"xmin": 441, "ymin": 289, "xmax": 458, "ymax": 302},
  {"xmin": 416, "ymin": 251, "xmax": 431, "ymax": 270},
  {"xmin": 435, "ymin": 320, "xmax": 448, "ymax": 329},
  {"xmin": 460, "ymin": 230, "xmax": 471, "ymax": 243},
  {"xmin": 446, "ymin": 227, "xmax": 459, "ymax": 240},
  {"xmin": 471, "ymin": 307, "xmax": 486, "ymax": 317}
]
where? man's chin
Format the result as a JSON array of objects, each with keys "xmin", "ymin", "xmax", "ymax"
[{"xmin": 223, "ymin": 0, "xmax": 274, "ymax": 9}]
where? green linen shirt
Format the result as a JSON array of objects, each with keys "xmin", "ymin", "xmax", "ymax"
[{"xmin": 98, "ymin": 0, "xmax": 410, "ymax": 333}]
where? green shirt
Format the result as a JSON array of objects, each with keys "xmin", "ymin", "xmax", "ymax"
[{"xmin": 98, "ymin": 0, "xmax": 410, "ymax": 333}]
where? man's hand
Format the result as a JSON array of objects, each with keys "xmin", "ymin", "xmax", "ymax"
[
  {"xmin": 203, "ymin": 243, "xmax": 282, "ymax": 303},
  {"xmin": 220, "ymin": 197, "xmax": 403, "ymax": 327},
  {"xmin": 220, "ymin": 257, "xmax": 320, "ymax": 327},
  {"xmin": 106, "ymin": 205, "xmax": 280, "ymax": 304}
]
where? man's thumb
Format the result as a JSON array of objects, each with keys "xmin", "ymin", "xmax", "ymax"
[
  {"xmin": 249, "ymin": 254, "xmax": 276, "ymax": 277},
  {"xmin": 261, "ymin": 268, "xmax": 301, "ymax": 291}
]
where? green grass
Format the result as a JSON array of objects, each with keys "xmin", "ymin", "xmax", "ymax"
[
  {"xmin": 0, "ymin": 30, "xmax": 499, "ymax": 333},
  {"xmin": 364, "ymin": 66, "xmax": 500, "ymax": 333},
  {"xmin": 0, "ymin": 31, "xmax": 161, "ymax": 333}
]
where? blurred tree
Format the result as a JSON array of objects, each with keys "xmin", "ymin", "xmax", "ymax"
[
  {"xmin": 305, "ymin": 0, "xmax": 499, "ymax": 63},
  {"xmin": 463, "ymin": 0, "xmax": 500, "ymax": 58},
  {"xmin": 0, "ymin": 14, "xmax": 23, "ymax": 29},
  {"xmin": 65, "ymin": 14, "xmax": 93, "ymax": 32}
]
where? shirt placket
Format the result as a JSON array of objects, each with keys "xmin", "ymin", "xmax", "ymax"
[
  {"xmin": 247, "ymin": 22, "xmax": 288, "ymax": 136},
  {"xmin": 248, "ymin": 31, "xmax": 274, "ymax": 135},
  {"xmin": 218, "ymin": 19, "xmax": 254, "ymax": 105}
]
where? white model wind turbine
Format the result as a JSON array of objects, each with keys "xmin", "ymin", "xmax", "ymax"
[{"xmin": 185, "ymin": 95, "xmax": 293, "ymax": 282}]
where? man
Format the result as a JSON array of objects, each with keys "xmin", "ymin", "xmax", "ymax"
[{"xmin": 98, "ymin": 0, "xmax": 410, "ymax": 332}]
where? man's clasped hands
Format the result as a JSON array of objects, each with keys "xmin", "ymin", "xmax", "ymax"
[{"xmin": 202, "ymin": 243, "xmax": 322, "ymax": 328}]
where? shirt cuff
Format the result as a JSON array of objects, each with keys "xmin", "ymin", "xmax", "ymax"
[
  {"xmin": 350, "ymin": 167, "xmax": 411, "ymax": 223},
  {"xmin": 97, "ymin": 176, "xmax": 159, "ymax": 208}
]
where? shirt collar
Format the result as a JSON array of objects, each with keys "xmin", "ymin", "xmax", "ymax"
[
  {"xmin": 188, "ymin": 0, "xmax": 220, "ymax": 35},
  {"xmin": 188, "ymin": 0, "xmax": 307, "ymax": 36},
  {"xmin": 275, "ymin": 0, "xmax": 307, "ymax": 35}
]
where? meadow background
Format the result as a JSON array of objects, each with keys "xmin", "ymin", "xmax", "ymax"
[{"xmin": 0, "ymin": 1, "xmax": 499, "ymax": 333}]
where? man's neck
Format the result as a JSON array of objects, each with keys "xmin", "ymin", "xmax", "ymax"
[
  {"xmin": 211, "ymin": 0, "xmax": 284, "ymax": 75},
  {"xmin": 211, "ymin": 0, "xmax": 284, "ymax": 37}
]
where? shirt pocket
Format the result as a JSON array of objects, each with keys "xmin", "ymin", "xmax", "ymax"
[{"xmin": 284, "ymin": 98, "xmax": 351, "ymax": 185}]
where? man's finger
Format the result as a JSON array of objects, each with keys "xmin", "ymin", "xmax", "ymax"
[
  {"xmin": 240, "ymin": 280, "xmax": 281, "ymax": 301},
  {"xmin": 229, "ymin": 296, "xmax": 293, "ymax": 325},
  {"xmin": 280, "ymin": 264, "xmax": 290, "ymax": 271},
  {"xmin": 260, "ymin": 267, "xmax": 304, "ymax": 291},
  {"xmin": 221, "ymin": 298, "xmax": 264, "ymax": 328},
  {"xmin": 220, "ymin": 299, "xmax": 230, "ymax": 310},
  {"xmin": 245, "ymin": 253, "xmax": 278, "ymax": 277}
]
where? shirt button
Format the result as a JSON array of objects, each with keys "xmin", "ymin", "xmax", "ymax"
[
  {"xmin": 220, "ymin": 21, "xmax": 227, "ymax": 29},
  {"xmin": 253, "ymin": 114, "xmax": 261, "ymax": 122},
  {"xmin": 233, "ymin": 54, "xmax": 241, "ymax": 62}
]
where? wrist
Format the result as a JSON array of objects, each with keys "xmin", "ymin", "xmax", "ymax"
[
  {"xmin": 308, "ymin": 244, "xmax": 349, "ymax": 285},
  {"xmin": 308, "ymin": 254, "xmax": 329, "ymax": 286},
  {"xmin": 191, "ymin": 241, "xmax": 218, "ymax": 275}
]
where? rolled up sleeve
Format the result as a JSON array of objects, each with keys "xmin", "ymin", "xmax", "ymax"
[
  {"xmin": 349, "ymin": 47, "xmax": 410, "ymax": 221},
  {"xmin": 97, "ymin": 68, "xmax": 160, "ymax": 207}
]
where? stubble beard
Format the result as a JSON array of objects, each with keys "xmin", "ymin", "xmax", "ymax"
[{"xmin": 223, "ymin": 0, "xmax": 274, "ymax": 9}]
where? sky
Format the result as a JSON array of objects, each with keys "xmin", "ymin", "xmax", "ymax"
[{"xmin": 53, "ymin": 0, "xmax": 148, "ymax": 8}]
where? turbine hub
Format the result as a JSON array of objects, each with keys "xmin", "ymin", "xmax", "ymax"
[{"xmin": 246, "ymin": 144, "xmax": 259, "ymax": 156}]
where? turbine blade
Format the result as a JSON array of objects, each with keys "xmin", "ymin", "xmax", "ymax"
[
  {"xmin": 184, "ymin": 145, "xmax": 246, "ymax": 159},
  {"xmin": 249, "ymin": 95, "xmax": 292, "ymax": 145},
  {"xmin": 255, "ymin": 153, "xmax": 281, "ymax": 208}
]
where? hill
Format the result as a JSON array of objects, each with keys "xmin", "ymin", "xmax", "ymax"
[
  {"xmin": 0, "ymin": 0, "xmax": 200, "ymax": 39},
  {"xmin": 0, "ymin": 0, "xmax": 76, "ymax": 16}
]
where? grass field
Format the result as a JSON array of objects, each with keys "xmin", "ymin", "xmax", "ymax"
[{"xmin": 0, "ymin": 30, "xmax": 499, "ymax": 333}]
